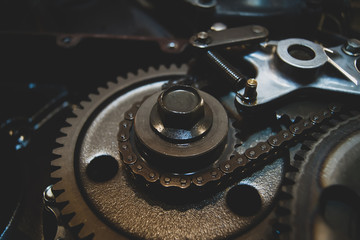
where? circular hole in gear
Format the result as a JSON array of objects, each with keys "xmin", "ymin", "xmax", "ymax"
[
  {"xmin": 319, "ymin": 185, "xmax": 360, "ymax": 239},
  {"xmin": 226, "ymin": 184, "xmax": 262, "ymax": 216},
  {"xmin": 288, "ymin": 44, "xmax": 316, "ymax": 60},
  {"xmin": 86, "ymin": 155, "xmax": 119, "ymax": 182}
]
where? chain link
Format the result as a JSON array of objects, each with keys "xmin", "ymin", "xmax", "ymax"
[{"xmin": 118, "ymin": 101, "xmax": 342, "ymax": 189}]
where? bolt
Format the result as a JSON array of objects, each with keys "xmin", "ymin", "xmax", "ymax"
[
  {"xmin": 224, "ymin": 163, "xmax": 231, "ymax": 170},
  {"xmin": 164, "ymin": 177, "xmax": 171, "ymax": 183},
  {"xmin": 261, "ymin": 144, "xmax": 267, "ymax": 151},
  {"xmin": 210, "ymin": 22, "xmax": 227, "ymax": 32},
  {"xmin": 149, "ymin": 172, "xmax": 155, "ymax": 179},
  {"xmin": 211, "ymin": 171, "xmax": 218, "ymax": 177},
  {"xmin": 342, "ymin": 39, "xmax": 360, "ymax": 56},
  {"xmin": 243, "ymin": 78, "xmax": 258, "ymax": 102},
  {"xmin": 136, "ymin": 164, "xmax": 143, "ymax": 170},
  {"xmin": 206, "ymin": 50, "xmax": 248, "ymax": 91},
  {"xmin": 197, "ymin": 31, "xmax": 209, "ymax": 42},
  {"xmin": 196, "ymin": 176, "xmax": 203, "ymax": 183}
]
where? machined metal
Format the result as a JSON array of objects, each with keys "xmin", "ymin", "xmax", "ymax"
[
  {"xmin": 236, "ymin": 38, "xmax": 360, "ymax": 108},
  {"xmin": 190, "ymin": 25, "xmax": 268, "ymax": 49}
]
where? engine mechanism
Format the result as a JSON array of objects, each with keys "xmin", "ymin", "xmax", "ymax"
[
  {"xmin": 49, "ymin": 25, "xmax": 360, "ymax": 240},
  {"xmin": 1, "ymin": 1, "xmax": 360, "ymax": 240}
]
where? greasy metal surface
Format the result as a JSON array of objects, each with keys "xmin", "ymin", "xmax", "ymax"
[
  {"xmin": 190, "ymin": 25, "xmax": 268, "ymax": 49},
  {"xmin": 52, "ymin": 65, "xmax": 286, "ymax": 239},
  {"xmin": 236, "ymin": 40, "xmax": 360, "ymax": 108},
  {"xmin": 278, "ymin": 112, "xmax": 360, "ymax": 240}
]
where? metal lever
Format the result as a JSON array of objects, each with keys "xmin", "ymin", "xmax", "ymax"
[{"xmin": 190, "ymin": 25, "xmax": 268, "ymax": 49}]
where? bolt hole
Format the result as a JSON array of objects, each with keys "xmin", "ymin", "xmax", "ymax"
[
  {"xmin": 226, "ymin": 184, "xmax": 262, "ymax": 216},
  {"xmin": 288, "ymin": 44, "xmax": 316, "ymax": 61},
  {"xmin": 86, "ymin": 155, "xmax": 118, "ymax": 182},
  {"xmin": 319, "ymin": 185, "xmax": 360, "ymax": 239}
]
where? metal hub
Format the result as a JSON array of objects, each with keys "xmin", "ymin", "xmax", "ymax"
[{"xmin": 134, "ymin": 85, "xmax": 228, "ymax": 173}]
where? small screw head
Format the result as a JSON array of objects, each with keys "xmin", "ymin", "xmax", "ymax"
[{"xmin": 195, "ymin": 31, "xmax": 211, "ymax": 45}]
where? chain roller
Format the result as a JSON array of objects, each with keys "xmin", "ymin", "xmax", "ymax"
[{"xmin": 118, "ymin": 101, "xmax": 343, "ymax": 189}]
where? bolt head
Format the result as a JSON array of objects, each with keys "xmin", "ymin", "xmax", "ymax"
[{"xmin": 343, "ymin": 39, "xmax": 360, "ymax": 56}]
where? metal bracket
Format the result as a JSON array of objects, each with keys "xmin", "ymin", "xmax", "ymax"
[{"xmin": 190, "ymin": 25, "xmax": 268, "ymax": 49}]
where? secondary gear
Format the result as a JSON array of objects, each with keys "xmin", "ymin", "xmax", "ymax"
[
  {"xmin": 276, "ymin": 110, "xmax": 360, "ymax": 240},
  {"xmin": 51, "ymin": 64, "xmax": 287, "ymax": 240}
]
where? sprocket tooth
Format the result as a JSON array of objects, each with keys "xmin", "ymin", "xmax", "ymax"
[
  {"xmin": 309, "ymin": 132, "xmax": 322, "ymax": 140},
  {"xmin": 301, "ymin": 140, "xmax": 315, "ymax": 150},
  {"xmin": 294, "ymin": 149, "xmax": 307, "ymax": 161},
  {"xmin": 328, "ymin": 119, "xmax": 340, "ymax": 126}
]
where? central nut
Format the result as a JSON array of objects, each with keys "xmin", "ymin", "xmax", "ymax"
[
  {"xmin": 150, "ymin": 85, "xmax": 213, "ymax": 143},
  {"xmin": 157, "ymin": 85, "xmax": 204, "ymax": 129}
]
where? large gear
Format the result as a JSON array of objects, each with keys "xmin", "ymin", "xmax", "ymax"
[
  {"xmin": 51, "ymin": 64, "xmax": 287, "ymax": 240},
  {"xmin": 276, "ymin": 109, "xmax": 360, "ymax": 240}
]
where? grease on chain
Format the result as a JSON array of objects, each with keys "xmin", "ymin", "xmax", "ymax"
[{"xmin": 118, "ymin": 102, "xmax": 342, "ymax": 189}]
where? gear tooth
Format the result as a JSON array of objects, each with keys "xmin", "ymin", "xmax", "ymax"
[
  {"xmin": 51, "ymin": 168, "xmax": 63, "ymax": 179},
  {"xmin": 52, "ymin": 147, "xmax": 64, "ymax": 156},
  {"xmin": 147, "ymin": 66, "xmax": 157, "ymax": 73},
  {"xmin": 158, "ymin": 65, "xmax": 167, "ymax": 72},
  {"xmin": 88, "ymin": 93, "xmax": 98, "ymax": 102},
  {"xmin": 68, "ymin": 213, "xmax": 84, "ymax": 228},
  {"xmin": 60, "ymin": 126, "xmax": 71, "ymax": 136},
  {"xmin": 56, "ymin": 192, "xmax": 71, "ymax": 203},
  {"xmin": 78, "ymin": 223, "xmax": 94, "ymax": 239},
  {"xmin": 79, "ymin": 100, "xmax": 92, "ymax": 110},
  {"xmin": 107, "ymin": 81, "xmax": 116, "ymax": 89},
  {"xmin": 179, "ymin": 63, "xmax": 188, "ymax": 72},
  {"xmin": 62, "ymin": 203, "xmax": 76, "ymax": 216},
  {"xmin": 51, "ymin": 158, "xmax": 63, "ymax": 168},
  {"xmin": 126, "ymin": 72, "xmax": 135, "ymax": 79},
  {"xmin": 169, "ymin": 63, "xmax": 178, "ymax": 71},
  {"xmin": 116, "ymin": 75, "xmax": 126, "ymax": 82},
  {"xmin": 137, "ymin": 68, "xmax": 146, "ymax": 76},
  {"xmin": 97, "ymin": 87, "xmax": 108, "ymax": 95},
  {"xmin": 55, "ymin": 136, "xmax": 67, "ymax": 145}
]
